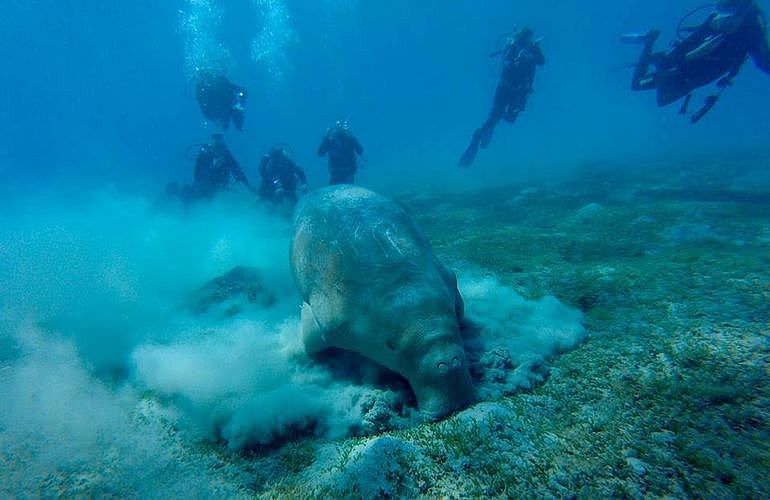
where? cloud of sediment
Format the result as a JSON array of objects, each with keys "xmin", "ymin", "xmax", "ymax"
[{"xmin": 0, "ymin": 188, "xmax": 583, "ymax": 495}]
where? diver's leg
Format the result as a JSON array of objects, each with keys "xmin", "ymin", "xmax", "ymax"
[
  {"xmin": 459, "ymin": 105, "xmax": 502, "ymax": 166},
  {"xmin": 503, "ymin": 95, "xmax": 524, "ymax": 123},
  {"xmin": 502, "ymin": 100, "xmax": 517, "ymax": 122},
  {"xmin": 631, "ymin": 30, "xmax": 661, "ymax": 91},
  {"xmin": 459, "ymin": 84, "xmax": 506, "ymax": 167},
  {"xmin": 459, "ymin": 129, "xmax": 482, "ymax": 167},
  {"xmin": 478, "ymin": 119, "xmax": 499, "ymax": 149},
  {"xmin": 478, "ymin": 85, "xmax": 507, "ymax": 148}
]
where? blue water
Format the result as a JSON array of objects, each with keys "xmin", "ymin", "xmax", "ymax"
[
  {"xmin": 2, "ymin": 1, "xmax": 769, "ymax": 192},
  {"xmin": 1, "ymin": 1, "xmax": 769, "ymax": 496}
]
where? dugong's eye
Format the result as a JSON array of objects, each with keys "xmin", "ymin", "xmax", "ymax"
[{"xmin": 436, "ymin": 356, "xmax": 463, "ymax": 375}]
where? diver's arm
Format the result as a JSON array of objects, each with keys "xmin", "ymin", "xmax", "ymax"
[
  {"xmin": 232, "ymin": 166, "xmax": 252, "ymax": 188},
  {"xmin": 257, "ymin": 156, "xmax": 271, "ymax": 184},
  {"xmin": 228, "ymin": 154, "xmax": 252, "ymax": 188},
  {"xmin": 259, "ymin": 155, "xmax": 269, "ymax": 172},
  {"xmin": 353, "ymin": 137, "xmax": 363, "ymax": 155},
  {"xmin": 257, "ymin": 157, "xmax": 272, "ymax": 193},
  {"xmin": 294, "ymin": 163, "xmax": 308, "ymax": 185}
]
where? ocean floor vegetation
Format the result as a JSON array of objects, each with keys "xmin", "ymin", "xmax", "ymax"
[{"xmin": 2, "ymin": 153, "xmax": 769, "ymax": 497}]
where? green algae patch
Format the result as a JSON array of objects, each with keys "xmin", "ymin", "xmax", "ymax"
[
  {"xmin": 16, "ymin": 156, "xmax": 770, "ymax": 498},
  {"xmin": 253, "ymin": 157, "xmax": 770, "ymax": 498}
]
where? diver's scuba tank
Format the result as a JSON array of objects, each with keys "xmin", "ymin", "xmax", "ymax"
[{"xmin": 685, "ymin": 33, "xmax": 726, "ymax": 61}]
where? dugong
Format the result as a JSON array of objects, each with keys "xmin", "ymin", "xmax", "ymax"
[{"xmin": 290, "ymin": 185, "xmax": 475, "ymax": 418}]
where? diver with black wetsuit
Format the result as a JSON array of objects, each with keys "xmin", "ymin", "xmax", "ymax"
[
  {"xmin": 459, "ymin": 27, "xmax": 544, "ymax": 167},
  {"xmin": 627, "ymin": 0, "xmax": 770, "ymax": 122},
  {"xmin": 258, "ymin": 147, "xmax": 308, "ymax": 205},
  {"xmin": 195, "ymin": 70, "xmax": 248, "ymax": 131},
  {"xmin": 318, "ymin": 121, "xmax": 364, "ymax": 185},
  {"xmin": 191, "ymin": 133, "xmax": 253, "ymax": 200}
]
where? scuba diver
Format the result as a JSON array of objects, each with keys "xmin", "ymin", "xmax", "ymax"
[
  {"xmin": 318, "ymin": 121, "xmax": 364, "ymax": 185},
  {"xmin": 459, "ymin": 27, "xmax": 545, "ymax": 167},
  {"xmin": 190, "ymin": 133, "xmax": 253, "ymax": 200},
  {"xmin": 625, "ymin": 0, "xmax": 770, "ymax": 123},
  {"xmin": 195, "ymin": 70, "xmax": 248, "ymax": 131},
  {"xmin": 258, "ymin": 146, "xmax": 308, "ymax": 205}
]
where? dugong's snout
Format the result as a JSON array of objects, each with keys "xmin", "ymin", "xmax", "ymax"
[{"xmin": 413, "ymin": 343, "xmax": 475, "ymax": 419}]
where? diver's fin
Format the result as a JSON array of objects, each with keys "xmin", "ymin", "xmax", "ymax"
[
  {"xmin": 620, "ymin": 33, "xmax": 651, "ymax": 44},
  {"xmin": 459, "ymin": 144, "xmax": 478, "ymax": 168},
  {"xmin": 620, "ymin": 30, "xmax": 660, "ymax": 45},
  {"xmin": 459, "ymin": 133, "xmax": 481, "ymax": 168},
  {"xmin": 691, "ymin": 95, "xmax": 719, "ymax": 124},
  {"xmin": 679, "ymin": 93, "xmax": 692, "ymax": 114}
]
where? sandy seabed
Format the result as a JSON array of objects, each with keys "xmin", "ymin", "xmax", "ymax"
[{"xmin": 2, "ymin": 153, "xmax": 769, "ymax": 497}]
